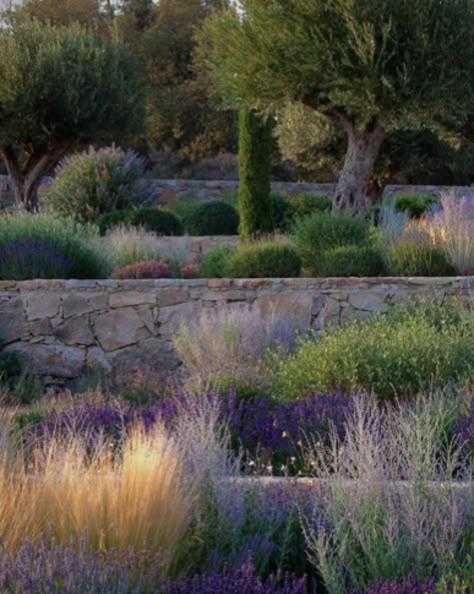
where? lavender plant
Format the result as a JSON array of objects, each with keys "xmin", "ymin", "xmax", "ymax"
[
  {"xmin": 0, "ymin": 540, "xmax": 307, "ymax": 594},
  {"xmin": 0, "ymin": 214, "xmax": 109, "ymax": 279}
]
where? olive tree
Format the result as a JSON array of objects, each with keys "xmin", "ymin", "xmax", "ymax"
[
  {"xmin": 199, "ymin": 0, "xmax": 474, "ymax": 212},
  {"xmin": 0, "ymin": 19, "xmax": 144, "ymax": 211}
]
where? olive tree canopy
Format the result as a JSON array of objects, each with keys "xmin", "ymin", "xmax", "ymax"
[
  {"xmin": 199, "ymin": 0, "xmax": 474, "ymax": 212},
  {"xmin": 0, "ymin": 19, "xmax": 144, "ymax": 210}
]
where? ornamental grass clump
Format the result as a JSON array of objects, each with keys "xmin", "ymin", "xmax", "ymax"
[
  {"xmin": 173, "ymin": 306, "xmax": 297, "ymax": 396},
  {"xmin": 432, "ymin": 192, "xmax": 474, "ymax": 275},
  {"xmin": 0, "ymin": 214, "xmax": 109, "ymax": 279},
  {"xmin": 105, "ymin": 224, "xmax": 162, "ymax": 267},
  {"xmin": 302, "ymin": 395, "xmax": 474, "ymax": 594},
  {"xmin": 271, "ymin": 300, "xmax": 474, "ymax": 401}
]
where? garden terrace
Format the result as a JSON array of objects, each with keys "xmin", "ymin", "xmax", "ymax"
[{"xmin": 0, "ymin": 276, "xmax": 472, "ymax": 384}]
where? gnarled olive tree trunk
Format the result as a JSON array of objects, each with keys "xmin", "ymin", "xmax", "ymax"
[
  {"xmin": 0, "ymin": 143, "xmax": 70, "ymax": 212},
  {"xmin": 333, "ymin": 120, "xmax": 385, "ymax": 214}
]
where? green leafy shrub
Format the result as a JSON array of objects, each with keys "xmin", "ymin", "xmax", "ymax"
[
  {"xmin": 0, "ymin": 214, "xmax": 109, "ymax": 280},
  {"xmin": 129, "ymin": 208, "xmax": 183, "ymax": 236},
  {"xmin": 394, "ymin": 193, "xmax": 439, "ymax": 218},
  {"xmin": 198, "ymin": 245, "xmax": 236, "ymax": 278},
  {"xmin": 0, "ymin": 345, "xmax": 21, "ymax": 388},
  {"xmin": 288, "ymin": 193, "xmax": 332, "ymax": 220},
  {"xmin": 0, "ymin": 341, "xmax": 43, "ymax": 404},
  {"xmin": 45, "ymin": 146, "xmax": 157, "ymax": 223},
  {"xmin": 294, "ymin": 212, "xmax": 368, "ymax": 272},
  {"xmin": 186, "ymin": 201, "xmax": 239, "ymax": 236},
  {"xmin": 273, "ymin": 194, "xmax": 333, "ymax": 232},
  {"xmin": 96, "ymin": 210, "xmax": 132, "ymax": 235},
  {"xmin": 226, "ymin": 242, "xmax": 301, "ymax": 278},
  {"xmin": 386, "ymin": 240, "xmax": 455, "ymax": 276},
  {"xmin": 271, "ymin": 300, "xmax": 474, "ymax": 400},
  {"xmin": 314, "ymin": 245, "xmax": 385, "ymax": 277},
  {"xmin": 271, "ymin": 194, "xmax": 292, "ymax": 231}
]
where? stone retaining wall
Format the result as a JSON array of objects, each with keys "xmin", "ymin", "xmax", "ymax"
[
  {"xmin": 1, "ymin": 174, "xmax": 471, "ymax": 211},
  {"xmin": 0, "ymin": 277, "xmax": 472, "ymax": 384}
]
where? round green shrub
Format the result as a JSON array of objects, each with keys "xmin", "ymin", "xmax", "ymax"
[
  {"xmin": 186, "ymin": 201, "xmax": 239, "ymax": 236},
  {"xmin": 96, "ymin": 210, "xmax": 132, "ymax": 235},
  {"xmin": 129, "ymin": 208, "xmax": 183, "ymax": 236},
  {"xmin": 386, "ymin": 240, "xmax": 455, "ymax": 276},
  {"xmin": 198, "ymin": 245, "xmax": 236, "ymax": 278},
  {"xmin": 45, "ymin": 146, "xmax": 158, "ymax": 223},
  {"xmin": 394, "ymin": 194, "xmax": 439, "ymax": 218},
  {"xmin": 226, "ymin": 242, "xmax": 301, "ymax": 278},
  {"xmin": 0, "ymin": 214, "xmax": 109, "ymax": 280},
  {"xmin": 272, "ymin": 193, "xmax": 292, "ymax": 232},
  {"xmin": 270, "ymin": 300, "xmax": 474, "ymax": 401},
  {"xmin": 314, "ymin": 246, "xmax": 385, "ymax": 277},
  {"xmin": 294, "ymin": 211, "xmax": 369, "ymax": 272}
]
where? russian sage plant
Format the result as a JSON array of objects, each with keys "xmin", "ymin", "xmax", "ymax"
[
  {"xmin": 433, "ymin": 192, "xmax": 474, "ymax": 275},
  {"xmin": 301, "ymin": 395, "xmax": 474, "ymax": 594}
]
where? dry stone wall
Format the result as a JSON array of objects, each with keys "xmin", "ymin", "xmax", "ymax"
[
  {"xmin": 0, "ymin": 277, "xmax": 472, "ymax": 384},
  {"xmin": 1, "ymin": 174, "xmax": 471, "ymax": 211}
]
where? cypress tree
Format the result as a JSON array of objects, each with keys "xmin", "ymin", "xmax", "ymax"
[{"xmin": 238, "ymin": 108, "xmax": 273, "ymax": 242}]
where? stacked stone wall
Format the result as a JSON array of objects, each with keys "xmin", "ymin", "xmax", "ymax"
[{"xmin": 0, "ymin": 277, "xmax": 471, "ymax": 383}]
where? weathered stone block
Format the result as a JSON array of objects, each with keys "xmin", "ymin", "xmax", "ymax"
[
  {"xmin": 157, "ymin": 288, "xmax": 190, "ymax": 307},
  {"xmin": 26, "ymin": 293, "xmax": 62, "ymax": 320},
  {"xmin": 0, "ymin": 298, "xmax": 28, "ymax": 342},
  {"xmin": 107, "ymin": 337, "xmax": 179, "ymax": 371},
  {"xmin": 55, "ymin": 317, "xmax": 95, "ymax": 346},
  {"xmin": 348, "ymin": 292, "xmax": 389, "ymax": 313},
  {"xmin": 109, "ymin": 291, "xmax": 156, "ymax": 308},
  {"xmin": 63, "ymin": 293, "xmax": 107, "ymax": 318},
  {"xmin": 5, "ymin": 343, "xmax": 85, "ymax": 378},
  {"xmin": 254, "ymin": 293, "xmax": 313, "ymax": 330},
  {"xmin": 94, "ymin": 309, "xmax": 150, "ymax": 351},
  {"xmin": 159, "ymin": 302, "xmax": 199, "ymax": 335}
]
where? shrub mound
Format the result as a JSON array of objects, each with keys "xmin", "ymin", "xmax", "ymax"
[
  {"xmin": 225, "ymin": 242, "xmax": 301, "ymax": 278},
  {"xmin": 393, "ymin": 193, "xmax": 439, "ymax": 218},
  {"xmin": 313, "ymin": 245, "xmax": 385, "ymax": 277},
  {"xmin": 0, "ymin": 214, "xmax": 108, "ymax": 280},
  {"xmin": 294, "ymin": 212, "xmax": 368, "ymax": 273},
  {"xmin": 110, "ymin": 259, "xmax": 172, "ymax": 279},
  {"xmin": 186, "ymin": 201, "xmax": 239, "ymax": 236},
  {"xmin": 45, "ymin": 146, "xmax": 157, "ymax": 223},
  {"xmin": 129, "ymin": 208, "xmax": 183, "ymax": 236},
  {"xmin": 271, "ymin": 300, "xmax": 474, "ymax": 400},
  {"xmin": 198, "ymin": 244, "xmax": 236, "ymax": 278}
]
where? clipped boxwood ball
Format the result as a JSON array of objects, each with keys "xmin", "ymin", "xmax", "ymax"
[
  {"xmin": 96, "ymin": 210, "xmax": 132, "ymax": 235},
  {"xmin": 186, "ymin": 201, "xmax": 239, "ymax": 236},
  {"xmin": 129, "ymin": 208, "xmax": 183, "ymax": 236}
]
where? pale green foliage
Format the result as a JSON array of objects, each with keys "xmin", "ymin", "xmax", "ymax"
[
  {"xmin": 271, "ymin": 300, "xmax": 474, "ymax": 400},
  {"xmin": 0, "ymin": 19, "xmax": 143, "ymax": 147},
  {"xmin": 302, "ymin": 395, "xmax": 474, "ymax": 592},
  {"xmin": 200, "ymin": 0, "xmax": 474, "ymax": 130}
]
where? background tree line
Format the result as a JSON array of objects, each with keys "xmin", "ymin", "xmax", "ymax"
[{"xmin": 3, "ymin": 0, "xmax": 474, "ymax": 207}]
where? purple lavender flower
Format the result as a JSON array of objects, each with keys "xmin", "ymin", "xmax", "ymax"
[
  {"xmin": 350, "ymin": 576, "xmax": 438, "ymax": 594},
  {"xmin": 0, "ymin": 237, "xmax": 73, "ymax": 280},
  {"xmin": 0, "ymin": 540, "xmax": 307, "ymax": 594},
  {"xmin": 454, "ymin": 400, "xmax": 474, "ymax": 452},
  {"xmin": 165, "ymin": 560, "xmax": 307, "ymax": 594}
]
